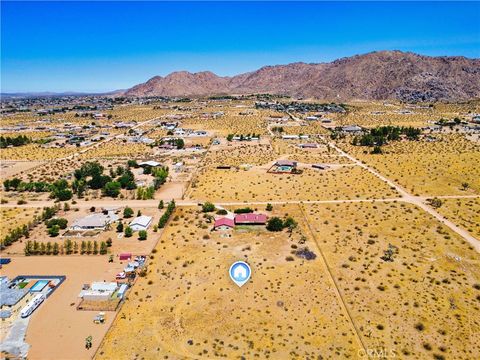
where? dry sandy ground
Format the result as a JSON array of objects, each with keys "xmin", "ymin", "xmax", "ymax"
[
  {"xmin": 434, "ymin": 197, "xmax": 480, "ymax": 239},
  {"xmin": 97, "ymin": 205, "xmax": 362, "ymax": 359},
  {"xmin": 156, "ymin": 181, "xmax": 186, "ymax": 201},
  {"xmin": 303, "ymin": 201, "xmax": 480, "ymax": 359},
  {"xmin": 0, "ymin": 160, "xmax": 45, "ymax": 178},
  {"xmin": 189, "ymin": 166, "xmax": 399, "ymax": 202},
  {"xmin": 0, "ymin": 256, "xmax": 125, "ymax": 360}
]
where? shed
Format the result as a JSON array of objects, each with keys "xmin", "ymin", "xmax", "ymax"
[
  {"xmin": 234, "ymin": 213, "xmax": 267, "ymax": 225},
  {"xmin": 119, "ymin": 253, "xmax": 132, "ymax": 261}
]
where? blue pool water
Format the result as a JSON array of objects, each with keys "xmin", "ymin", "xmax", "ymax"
[{"xmin": 30, "ymin": 280, "xmax": 49, "ymax": 292}]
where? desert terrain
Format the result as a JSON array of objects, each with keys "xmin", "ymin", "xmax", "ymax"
[{"xmin": 1, "ymin": 96, "xmax": 479, "ymax": 360}]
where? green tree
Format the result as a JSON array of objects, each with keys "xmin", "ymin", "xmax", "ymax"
[
  {"xmin": 81, "ymin": 241, "xmax": 87, "ymax": 254},
  {"xmin": 93, "ymin": 241, "xmax": 99, "ymax": 255},
  {"xmin": 116, "ymin": 221, "xmax": 124, "ymax": 233},
  {"xmin": 3, "ymin": 179, "xmax": 11, "ymax": 191},
  {"xmin": 123, "ymin": 207, "xmax": 134, "ymax": 218},
  {"xmin": 46, "ymin": 242, "xmax": 52, "ymax": 255},
  {"xmin": 266, "ymin": 203, "xmax": 273, "ymax": 211},
  {"xmin": 283, "ymin": 217, "xmax": 297, "ymax": 232},
  {"xmin": 103, "ymin": 181, "xmax": 121, "ymax": 198},
  {"xmin": 48, "ymin": 225, "xmax": 60, "ymax": 237},
  {"xmin": 175, "ymin": 138, "xmax": 185, "ymax": 149},
  {"xmin": 202, "ymin": 202, "xmax": 215, "ymax": 213},
  {"xmin": 124, "ymin": 226, "xmax": 133, "ymax": 238},
  {"xmin": 32, "ymin": 241, "xmax": 40, "ymax": 255},
  {"xmin": 266, "ymin": 217, "xmax": 284, "ymax": 232},
  {"xmin": 138, "ymin": 230, "xmax": 147, "ymax": 241},
  {"xmin": 53, "ymin": 242, "xmax": 60, "ymax": 255},
  {"xmin": 46, "ymin": 218, "xmax": 68, "ymax": 229},
  {"xmin": 158, "ymin": 200, "xmax": 164, "ymax": 209},
  {"xmin": 53, "ymin": 188, "xmax": 73, "ymax": 201},
  {"xmin": 24, "ymin": 241, "xmax": 32, "ymax": 256},
  {"xmin": 64, "ymin": 239, "xmax": 73, "ymax": 255},
  {"xmin": 100, "ymin": 241, "xmax": 107, "ymax": 255},
  {"xmin": 86, "ymin": 241, "xmax": 93, "ymax": 254},
  {"xmin": 73, "ymin": 241, "xmax": 79, "ymax": 254}
]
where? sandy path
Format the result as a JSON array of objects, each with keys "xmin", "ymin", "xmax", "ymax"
[
  {"xmin": 327, "ymin": 138, "xmax": 480, "ymax": 252},
  {"xmin": 2, "ymin": 195, "xmax": 479, "ymax": 210}
]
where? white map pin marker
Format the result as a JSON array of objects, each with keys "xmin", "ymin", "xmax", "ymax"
[{"xmin": 229, "ymin": 261, "xmax": 251, "ymax": 287}]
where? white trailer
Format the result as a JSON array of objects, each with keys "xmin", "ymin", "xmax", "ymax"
[{"xmin": 20, "ymin": 293, "xmax": 45, "ymax": 318}]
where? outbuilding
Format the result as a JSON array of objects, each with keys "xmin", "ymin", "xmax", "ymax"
[
  {"xmin": 234, "ymin": 213, "xmax": 267, "ymax": 225},
  {"xmin": 129, "ymin": 215, "xmax": 153, "ymax": 231}
]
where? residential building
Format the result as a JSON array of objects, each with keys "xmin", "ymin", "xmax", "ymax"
[{"xmin": 129, "ymin": 215, "xmax": 153, "ymax": 231}]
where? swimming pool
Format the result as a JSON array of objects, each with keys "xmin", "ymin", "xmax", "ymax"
[{"xmin": 30, "ymin": 280, "xmax": 49, "ymax": 292}]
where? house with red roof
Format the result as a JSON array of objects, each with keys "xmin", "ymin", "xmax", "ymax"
[
  {"xmin": 234, "ymin": 213, "xmax": 267, "ymax": 225},
  {"xmin": 214, "ymin": 217, "xmax": 235, "ymax": 231}
]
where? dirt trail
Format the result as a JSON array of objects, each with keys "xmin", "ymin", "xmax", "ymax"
[
  {"xmin": 298, "ymin": 204, "xmax": 368, "ymax": 355},
  {"xmin": 328, "ymin": 138, "xmax": 480, "ymax": 252}
]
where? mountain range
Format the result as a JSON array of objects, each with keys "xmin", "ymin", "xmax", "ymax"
[{"xmin": 124, "ymin": 51, "xmax": 480, "ymax": 102}]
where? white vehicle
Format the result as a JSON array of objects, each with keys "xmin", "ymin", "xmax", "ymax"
[{"xmin": 20, "ymin": 293, "xmax": 45, "ymax": 318}]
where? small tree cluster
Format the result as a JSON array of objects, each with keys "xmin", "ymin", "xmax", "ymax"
[
  {"xmin": 0, "ymin": 135, "xmax": 31, "ymax": 148},
  {"xmin": 158, "ymin": 200, "xmax": 176, "ymax": 228},
  {"xmin": 24, "ymin": 240, "xmax": 60, "ymax": 256},
  {"xmin": 1, "ymin": 205, "xmax": 60, "ymax": 250},
  {"xmin": 266, "ymin": 216, "xmax": 298, "ymax": 232},
  {"xmin": 202, "ymin": 202, "xmax": 216, "ymax": 213},
  {"xmin": 234, "ymin": 207, "xmax": 254, "ymax": 214}
]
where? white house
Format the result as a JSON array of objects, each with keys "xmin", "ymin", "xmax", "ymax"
[
  {"xmin": 129, "ymin": 215, "xmax": 153, "ymax": 231},
  {"xmin": 138, "ymin": 160, "xmax": 162, "ymax": 168},
  {"xmin": 71, "ymin": 213, "xmax": 118, "ymax": 231}
]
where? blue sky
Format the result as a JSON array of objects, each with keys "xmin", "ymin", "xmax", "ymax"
[{"xmin": 1, "ymin": 1, "xmax": 479, "ymax": 93}]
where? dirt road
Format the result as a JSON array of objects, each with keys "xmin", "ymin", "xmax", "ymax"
[{"xmin": 327, "ymin": 139, "xmax": 480, "ymax": 252}]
